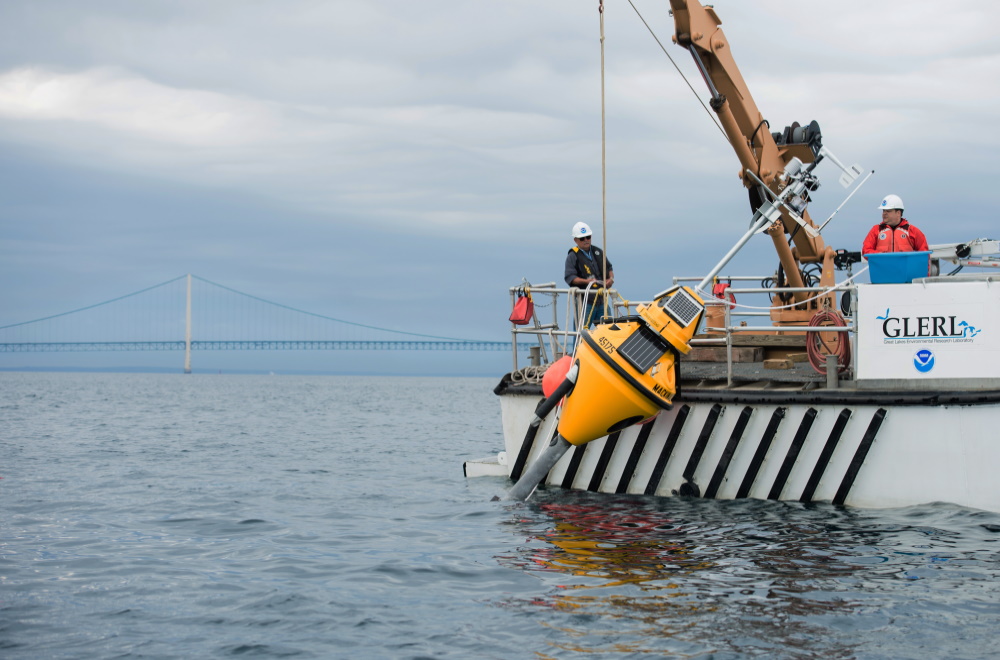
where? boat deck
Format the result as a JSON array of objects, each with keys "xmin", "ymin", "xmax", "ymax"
[
  {"xmin": 497, "ymin": 359, "xmax": 823, "ymax": 395},
  {"xmin": 497, "ymin": 359, "xmax": 1000, "ymax": 406},
  {"xmin": 680, "ymin": 360, "xmax": 823, "ymax": 385}
]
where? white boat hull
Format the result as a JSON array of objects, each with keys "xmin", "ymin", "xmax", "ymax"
[{"xmin": 490, "ymin": 390, "xmax": 1000, "ymax": 512}]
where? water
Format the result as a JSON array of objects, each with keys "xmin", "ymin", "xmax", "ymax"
[{"xmin": 2, "ymin": 372, "xmax": 999, "ymax": 659}]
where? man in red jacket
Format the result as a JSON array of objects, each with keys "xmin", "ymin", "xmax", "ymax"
[{"xmin": 862, "ymin": 194, "xmax": 929, "ymax": 255}]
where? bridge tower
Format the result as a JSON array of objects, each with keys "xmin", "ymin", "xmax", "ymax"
[{"xmin": 184, "ymin": 274, "xmax": 192, "ymax": 374}]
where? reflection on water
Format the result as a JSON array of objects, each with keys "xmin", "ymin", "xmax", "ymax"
[
  {"xmin": 496, "ymin": 491, "xmax": 1000, "ymax": 658},
  {"xmin": 510, "ymin": 499, "xmax": 707, "ymax": 590}
]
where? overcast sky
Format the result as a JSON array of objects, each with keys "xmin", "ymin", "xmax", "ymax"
[{"xmin": 1, "ymin": 0, "xmax": 998, "ymax": 374}]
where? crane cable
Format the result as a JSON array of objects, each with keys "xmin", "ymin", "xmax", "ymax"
[
  {"xmin": 615, "ymin": 2, "xmax": 848, "ymax": 377},
  {"xmin": 625, "ymin": 0, "xmax": 728, "ymax": 141},
  {"xmin": 597, "ymin": 0, "xmax": 730, "ymax": 323}
]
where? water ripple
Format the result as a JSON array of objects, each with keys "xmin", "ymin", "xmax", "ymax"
[{"xmin": 1, "ymin": 373, "xmax": 998, "ymax": 659}]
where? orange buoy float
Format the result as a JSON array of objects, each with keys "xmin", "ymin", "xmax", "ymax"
[{"xmin": 542, "ymin": 355, "xmax": 574, "ymax": 398}]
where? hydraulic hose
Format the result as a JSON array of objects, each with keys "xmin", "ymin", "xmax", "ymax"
[{"xmin": 806, "ymin": 310, "xmax": 851, "ymax": 375}]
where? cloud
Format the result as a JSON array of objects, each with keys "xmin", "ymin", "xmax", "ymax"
[
  {"xmin": 0, "ymin": 67, "xmax": 277, "ymax": 145},
  {"xmin": 753, "ymin": 0, "xmax": 999, "ymax": 60},
  {"xmin": 2, "ymin": 0, "xmax": 1000, "ymax": 372},
  {"xmin": 0, "ymin": 63, "xmax": 587, "ymax": 238}
]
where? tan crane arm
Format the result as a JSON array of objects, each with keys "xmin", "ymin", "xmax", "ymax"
[{"xmin": 670, "ymin": 0, "xmax": 838, "ymax": 314}]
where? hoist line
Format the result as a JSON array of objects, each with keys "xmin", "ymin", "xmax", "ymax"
[
  {"xmin": 190, "ymin": 275, "xmax": 483, "ymax": 342},
  {"xmin": 599, "ymin": 0, "xmax": 609, "ymax": 318},
  {"xmin": 0, "ymin": 275, "xmax": 187, "ymax": 331}
]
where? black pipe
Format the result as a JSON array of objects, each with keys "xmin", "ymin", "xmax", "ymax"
[
  {"xmin": 533, "ymin": 370, "xmax": 576, "ymax": 421},
  {"xmin": 494, "ymin": 368, "xmax": 578, "ymax": 501},
  {"xmin": 510, "ymin": 367, "xmax": 579, "ymax": 479}
]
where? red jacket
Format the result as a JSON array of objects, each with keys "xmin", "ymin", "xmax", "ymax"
[{"xmin": 862, "ymin": 219, "xmax": 928, "ymax": 255}]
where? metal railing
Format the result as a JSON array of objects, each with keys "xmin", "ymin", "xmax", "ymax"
[
  {"xmin": 508, "ymin": 283, "xmax": 626, "ymax": 371},
  {"xmin": 675, "ymin": 276, "xmax": 857, "ymax": 386},
  {"xmin": 508, "ymin": 278, "xmax": 858, "ymax": 385}
]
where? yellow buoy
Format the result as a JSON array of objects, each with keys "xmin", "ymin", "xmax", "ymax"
[{"xmin": 558, "ymin": 286, "xmax": 704, "ymax": 446}]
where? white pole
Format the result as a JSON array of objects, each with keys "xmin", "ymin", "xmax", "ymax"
[
  {"xmin": 691, "ymin": 203, "xmax": 780, "ymax": 295},
  {"xmin": 184, "ymin": 274, "xmax": 192, "ymax": 374},
  {"xmin": 818, "ymin": 169, "xmax": 875, "ymax": 232}
]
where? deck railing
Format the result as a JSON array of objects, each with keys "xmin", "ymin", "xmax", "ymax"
[
  {"xmin": 508, "ymin": 279, "xmax": 858, "ymax": 385},
  {"xmin": 507, "ymin": 283, "xmax": 618, "ymax": 371}
]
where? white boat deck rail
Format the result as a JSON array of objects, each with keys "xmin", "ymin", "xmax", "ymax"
[{"xmin": 509, "ymin": 278, "xmax": 859, "ymax": 386}]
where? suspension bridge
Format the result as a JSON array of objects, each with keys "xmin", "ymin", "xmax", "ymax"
[{"xmin": 0, "ymin": 275, "xmax": 519, "ymax": 372}]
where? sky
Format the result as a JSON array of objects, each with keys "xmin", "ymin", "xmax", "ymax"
[{"xmin": 1, "ymin": 0, "xmax": 998, "ymax": 374}]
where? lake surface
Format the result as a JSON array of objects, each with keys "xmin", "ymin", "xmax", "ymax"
[{"xmin": 2, "ymin": 372, "xmax": 999, "ymax": 659}]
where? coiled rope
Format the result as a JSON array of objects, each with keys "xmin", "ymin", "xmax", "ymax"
[{"xmin": 509, "ymin": 364, "xmax": 549, "ymax": 386}]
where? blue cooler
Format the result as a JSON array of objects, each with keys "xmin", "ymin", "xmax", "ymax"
[{"xmin": 866, "ymin": 251, "xmax": 931, "ymax": 284}]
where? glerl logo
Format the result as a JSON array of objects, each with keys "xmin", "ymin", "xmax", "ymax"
[{"xmin": 875, "ymin": 308, "xmax": 982, "ymax": 340}]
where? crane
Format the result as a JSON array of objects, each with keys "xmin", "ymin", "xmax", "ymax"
[{"xmin": 669, "ymin": 0, "xmax": 860, "ymax": 326}]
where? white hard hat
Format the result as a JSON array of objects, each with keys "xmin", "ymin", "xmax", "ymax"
[
  {"xmin": 572, "ymin": 222, "xmax": 593, "ymax": 238},
  {"xmin": 878, "ymin": 194, "xmax": 904, "ymax": 212}
]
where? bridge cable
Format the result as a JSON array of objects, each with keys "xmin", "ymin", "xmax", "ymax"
[
  {"xmin": 191, "ymin": 275, "xmax": 483, "ymax": 343},
  {"xmin": 0, "ymin": 275, "xmax": 187, "ymax": 331}
]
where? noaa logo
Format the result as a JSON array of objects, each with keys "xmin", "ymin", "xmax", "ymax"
[
  {"xmin": 878, "ymin": 231, "xmax": 886, "ymax": 240},
  {"xmin": 913, "ymin": 349, "xmax": 935, "ymax": 373},
  {"xmin": 881, "ymin": 200, "xmax": 888, "ymax": 207}
]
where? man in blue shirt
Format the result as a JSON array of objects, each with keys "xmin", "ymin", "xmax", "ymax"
[{"xmin": 564, "ymin": 222, "xmax": 614, "ymax": 328}]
